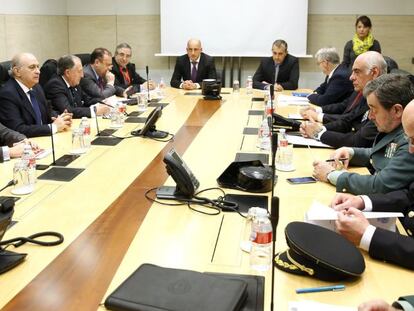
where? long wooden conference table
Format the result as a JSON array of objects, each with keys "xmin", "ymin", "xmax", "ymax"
[{"xmin": 0, "ymin": 88, "xmax": 413, "ymax": 311}]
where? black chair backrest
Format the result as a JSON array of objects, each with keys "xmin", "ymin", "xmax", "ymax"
[
  {"xmin": 39, "ymin": 59, "xmax": 58, "ymax": 87},
  {"xmin": 0, "ymin": 60, "xmax": 12, "ymax": 86},
  {"xmin": 74, "ymin": 53, "xmax": 91, "ymax": 66},
  {"xmin": 383, "ymin": 56, "xmax": 399, "ymax": 74}
]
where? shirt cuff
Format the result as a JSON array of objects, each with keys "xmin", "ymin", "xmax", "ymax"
[
  {"xmin": 327, "ymin": 170, "xmax": 344, "ymax": 185},
  {"xmin": 315, "ymin": 107, "xmax": 323, "ymax": 113},
  {"xmin": 315, "ymin": 126, "xmax": 327, "ymax": 140},
  {"xmin": 347, "ymin": 147, "xmax": 355, "ymax": 158},
  {"xmin": 360, "ymin": 195, "xmax": 372, "ymax": 211},
  {"xmin": 49, "ymin": 124, "xmax": 58, "ymax": 134},
  {"xmin": 179, "ymin": 82, "xmax": 184, "ymax": 89},
  {"xmin": 317, "ymin": 113, "xmax": 324, "ymax": 123},
  {"xmin": 195, "ymin": 83, "xmax": 201, "ymax": 89},
  {"xmin": 393, "ymin": 300, "xmax": 414, "ymax": 311},
  {"xmin": 359, "ymin": 225, "xmax": 376, "ymax": 252},
  {"xmin": 2, "ymin": 146, "xmax": 10, "ymax": 161},
  {"xmin": 90, "ymin": 106, "xmax": 97, "ymax": 118}
]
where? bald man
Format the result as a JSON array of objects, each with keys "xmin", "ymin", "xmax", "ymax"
[
  {"xmin": 329, "ymin": 99, "xmax": 414, "ymax": 270},
  {"xmin": 170, "ymin": 39, "xmax": 217, "ymax": 90},
  {"xmin": 0, "ymin": 53, "xmax": 72, "ymax": 137}
]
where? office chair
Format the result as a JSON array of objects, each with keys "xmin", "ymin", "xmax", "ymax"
[
  {"xmin": 0, "ymin": 61, "xmax": 12, "ymax": 86},
  {"xmin": 39, "ymin": 59, "xmax": 58, "ymax": 88},
  {"xmin": 74, "ymin": 53, "xmax": 91, "ymax": 66},
  {"xmin": 383, "ymin": 56, "xmax": 399, "ymax": 74}
]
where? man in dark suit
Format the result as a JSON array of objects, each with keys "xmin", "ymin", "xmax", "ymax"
[
  {"xmin": 170, "ymin": 39, "xmax": 217, "ymax": 90},
  {"xmin": 111, "ymin": 43, "xmax": 155, "ymax": 94},
  {"xmin": 0, "ymin": 53, "xmax": 72, "ymax": 137},
  {"xmin": 359, "ymin": 296, "xmax": 414, "ymax": 311},
  {"xmin": 307, "ymin": 47, "xmax": 353, "ymax": 107},
  {"xmin": 80, "ymin": 48, "xmax": 124, "ymax": 100},
  {"xmin": 44, "ymin": 55, "xmax": 110, "ymax": 118},
  {"xmin": 312, "ymin": 74, "xmax": 414, "ymax": 195},
  {"xmin": 300, "ymin": 51, "xmax": 387, "ymax": 148},
  {"xmin": 253, "ymin": 39, "xmax": 299, "ymax": 91},
  {"xmin": 0, "ymin": 122, "xmax": 33, "ymax": 162}
]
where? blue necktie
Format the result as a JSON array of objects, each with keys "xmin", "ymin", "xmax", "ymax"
[
  {"xmin": 28, "ymin": 90, "xmax": 42, "ymax": 125},
  {"xmin": 191, "ymin": 61, "xmax": 197, "ymax": 82}
]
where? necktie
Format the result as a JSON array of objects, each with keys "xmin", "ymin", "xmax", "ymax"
[
  {"xmin": 191, "ymin": 61, "xmax": 198, "ymax": 82},
  {"xmin": 28, "ymin": 90, "xmax": 42, "ymax": 125},
  {"xmin": 98, "ymin": 77, "xmax": 104, "ymax": 91},
  {"xmin": 274, "ymin": 64, "xmax": 280, "ymax": 84},
  {"xmin": 69, "ymin": 87, "xmax": 78, "ymax": 106},
  {"xmin": 122, "ymin": 67, "xmax": 131, "ymax": 85},
  {"xmin": 345, "ymin": 92, "xmax": 362, "ymax": 113}
]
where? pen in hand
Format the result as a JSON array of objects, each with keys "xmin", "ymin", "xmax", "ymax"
[
  {"xmin": 296, "ymin": 284, "xmax": 345, "ymax": 294},
  {"xmin": 325, "ymin": 158, "xmax": 348, "ymax": 162}
]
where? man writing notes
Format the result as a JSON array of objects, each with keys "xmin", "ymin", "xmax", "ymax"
[
  {"xmin": 312, "ymin": 74, "xmax": 414, "ymax": 195},
  {"xmin": 170, "ymin": 39, "xmax": 217, "ymax": 90},
  {"xmin": 0, "ymin": 53, "xmax": 72, "ymax": 137},
  {"xmin": 253, "ymin": 39, "xmax": 299, "ymax": 91}
]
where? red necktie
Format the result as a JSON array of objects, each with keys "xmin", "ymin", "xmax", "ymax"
[
  {"xmin": 345, "ymin": 92, "xmax": 362, "ymax": 113},
  {"xmin": 121, "ymin": 67, "xmax": 131, "ymax": 85}
]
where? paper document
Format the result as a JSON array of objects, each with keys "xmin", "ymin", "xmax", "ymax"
[
  {"xmin": 288, "ymin": 113, "xmax": 304, "ymax": 120},
  {"xmin": 286, "ymin": 135, "xmax": 331, "ymax": 148},
  {"xmin": 277, "ymin": 94, "xmax": 310, "ymax": 106},
  {"xmin": 289, "ymin": 300, "xmax": 356, "ymax": 311}
]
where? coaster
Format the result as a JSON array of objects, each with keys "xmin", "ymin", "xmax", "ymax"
[
  {"xmin": 38, "ymin": 167, "xmax": 84, "ymax": 182},
  {"xmin": 243, "ymin": 127, "xmax": 259, "ymax": 135},
  {"xmin": 125, "ymin": 117, "xmax": 146, "ymax": 123},
  {"xmin": 91, "ymin": 137, "xmax": 123, "ymax": 146},
  {"xmin": 248, "ymin": 110, "xmax": 264, "ymax": 116}
]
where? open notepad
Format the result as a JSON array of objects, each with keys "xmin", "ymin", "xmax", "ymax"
[
  {"xmin": 286, "ymin": 134, "xmax": 332, "ymax": 148},
  {"xmin": 289, "ymin": 300, "xmax": 356, "ymax": 311}
]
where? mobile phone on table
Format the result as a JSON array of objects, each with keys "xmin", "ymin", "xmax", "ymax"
[{"xmin": 286, "ymin": 177, "xmax": 317, "ymax": 184}]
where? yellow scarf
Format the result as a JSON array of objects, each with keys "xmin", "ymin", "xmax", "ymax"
[{"xmin": 352, "ymin": 32, "xmax": 374, "ymax": 56}]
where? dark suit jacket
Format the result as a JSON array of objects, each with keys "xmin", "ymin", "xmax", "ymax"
[
  {"xmin": 80, "ymin": 64, "xmax": 122, "ymax": 100},
  {"xmin": 170, "ymin": 53, "xmax": 217, "ymax": 88},
  {"xmin": 321, "ymin": 91, "xmax": 361, "ymax": 124},
  {"xmin": 44, "ymin": 76, "xmax": 98, "ymax": 118},
  {"xmin": 111, "ymin": 58, "xmax": 146, "ymax": 94},
  {"xmin": 321, "ymin": 120, "xmax": 377, "ymax": 148},
  {"xmin": 342, "ymin": 39, "xmax": 381, "ymax": 69},
  {"xmin": 308, "ymin": 63, "xmax": 353, "ymax": 107},
  {"xmin": 0, "ymin": 122, "xmax": 26, "ymax": 162},
  {"xmin": 366, "ymin": 182, "xmax": 414, "ymax": 270},
  {"xmin": 0, "ymin": 78, "xmax": 54, "ymax": 137},
  {"xmin": 253, "ymin": 54, "xmax": 299, "ymax": 90}
]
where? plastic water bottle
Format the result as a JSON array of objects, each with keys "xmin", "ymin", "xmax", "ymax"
[
  {"xmin": 276, "ymin": 129, "xmax": 294, "ymax": 171},
  {"xmin": 80, "ymin": 117, "xmax": 91, "ymax": 150},
  {"xmin": 250, "ymin": 208, "xmax": 273, "ymax": 271},
  {"xmin": 246, "ymin": 75, "xmax": 253, "ymax": 95},
  {"xmin": 157, "ymin": 77, "xmax": 166, "ymax": 97},
  {"xmin": 21, "ymin": 143, "xmax": 36, "ymax": 185},
  {"xmin": 257, "ymin": 118, "xmax": 271, "ymax": 151}
]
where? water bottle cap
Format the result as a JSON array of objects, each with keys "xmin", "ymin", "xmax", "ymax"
[
  {"xmin": 256, "ymin": 208, "xmax": 268, "ymax": 217},
  {"xmin": 279, "ymin": 128, "xmax": 286, "ymax": 133}
]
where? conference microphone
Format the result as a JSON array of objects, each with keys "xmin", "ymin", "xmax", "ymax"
[
  {"xmin": 270, "ymin": 84, "xmax": 274, "ymax": 101},
  {"xmin": 50, "ymin": 123, "xmax": 56, "ymax": 165},
  {"xmin": 0, "ymin": 180, "xmax": 17, "ymax": 193},
  {"xmin": 93, "ymin": 106, "xmax": 101, "ymax": 136},
  {"xmin": 145, "ymin": 65, "xmax": 150, "ymax": 103},
  {"xmin": 269, "ymin": 196, "xmax": 279, "ymax": 311}
]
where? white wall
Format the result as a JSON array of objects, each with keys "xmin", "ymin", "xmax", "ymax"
[
  {"xmin": 309, "ymin": 0, "xmax": 414, "ymax": 15},
  {"xmin": 66, "ymin": 0, "xmax": 159, "ymax": 15},
  {"xmin": 0, "ymin": 0, "xmax": 66, "ymax": 15}
]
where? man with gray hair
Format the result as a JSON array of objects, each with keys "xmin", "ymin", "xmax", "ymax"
[
  {"xmin": 307, "ymin": 47, "xmax": 353, "ymax": 106},
  {"xmin": 313, "ymin": 74, "xmax": 414, "ymax": 194},
  {"xmin": 0, "ymin": 52, "xmax": 72, "ymax": 137},
  {"xmin": 253, "ymin": 39, "xmax": 299, "ymax": 91},
  {"xmin": 301, "ymin": 51, "xmax": 387, "ymax": 148},
  {"xmin": 111, "ymin": 43, "xmax": 155, "ymax": 94},
  {"xmin": 44, "ymin": 55, "xmax": 111, "ymax": 118}
]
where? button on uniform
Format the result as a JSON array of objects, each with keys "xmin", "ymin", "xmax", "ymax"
[{"xmin": 408, "ymin": 211, "xmax": 414, "ymax": 218}]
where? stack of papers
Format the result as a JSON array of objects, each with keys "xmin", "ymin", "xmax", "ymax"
[
  {"xmin": 286, "ymin": 134, "xmax": 331, "ymax": 148},
  {"xmin": 277, "ymin": 94, "xmax": 310, "ymax": 106},
  {"xmin": 289, "ymin": 300, "xmax": 356, "ymax": 311}
]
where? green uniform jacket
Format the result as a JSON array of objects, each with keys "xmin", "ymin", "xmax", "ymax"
[{"xmin": 336, "ymin": 125, "xmax": 414, "ymax": 194}]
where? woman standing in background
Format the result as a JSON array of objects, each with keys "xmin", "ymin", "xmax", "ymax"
[{"xmin": 343, "ymin": 15, "xmax": 381, "ymax": 69}]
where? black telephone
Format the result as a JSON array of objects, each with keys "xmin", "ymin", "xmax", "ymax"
[{"xmin": 162, "ymin": 149, "xmax": 200, "ymax": 198}]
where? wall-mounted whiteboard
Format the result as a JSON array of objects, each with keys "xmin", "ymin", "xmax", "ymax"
[{"xmin": 160, "ymin": 0, "xmax": 309, "ymax": 57}]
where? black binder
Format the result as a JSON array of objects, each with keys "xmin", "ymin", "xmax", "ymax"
[{"xmin": 104, "ymin": 264, "xmax": 248, "ymax": 311}]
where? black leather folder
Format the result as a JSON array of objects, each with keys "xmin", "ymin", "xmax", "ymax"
[{"xmin": 104, "ymin": 264, "xmax": 248, "ymax": 311}]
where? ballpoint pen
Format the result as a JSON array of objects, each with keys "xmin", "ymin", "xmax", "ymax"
[
  {"xmin": 325, "ymin": 158, "xmax": 348, "ymax": 162},
  {"xmin": 296, "ymin": 284, "xmax": 345, "ymax": 294}
]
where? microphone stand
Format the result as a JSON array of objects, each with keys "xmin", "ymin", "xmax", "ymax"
[
  {"xmin": 268, "ymin": 84, "xmax": 279, "ymax": 311},
  {"xmin": 50, "ymin": 123, "xmax": 56, "ymax": 165},
  {"xmin": 145, "ymin": 65, "xmax": 150, "ymax": 104},
  {"xmin": 93, "ymin": 106, "xmax": 101, "ymax": 136}
]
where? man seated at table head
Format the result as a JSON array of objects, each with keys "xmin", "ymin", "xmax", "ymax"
[
  {"xmin": 312, "ymin": 73, "xmax": 414, "ymax": 195},
  {"xmin": 0, "ymin": 122, "xmax": 39, "ymax": 162},
  {"xmin": 328, "ymin": 100, "xmax": 414, "ymax": 270},
  {"xmin": 111, "ymin": 42, "xmax": 156, "ymax": 95},
  {"xmin": 0, "ymin": 52, "xmax": 72, "ymax": 138},
  {"xmin": 252, "ymin": 39, "xmax": 299, "ymax": 91},
  {"xmin": 80, "ymin": 47, "xmax": 125, "ymax": 100},
  {"xmin": 170, "ymin": 38, "xmax": 217, "ymax": 90},
  {"xmin": 44, "ymin": 55, "xmax": 111, "ymax": 119},
  {"xmin": 300, "ymin": 51, "xmax": 387, "ymax": 148},
  {"xmin": 358, "ymin": 295, "xmax": 414, "ymax": 310},
  {"xmin": 307, "ymin": 47, "xmax": 353, "ymax": 107}
]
